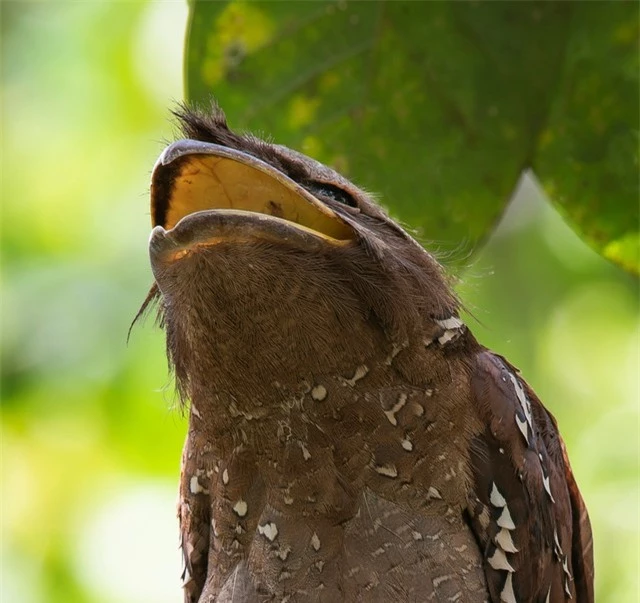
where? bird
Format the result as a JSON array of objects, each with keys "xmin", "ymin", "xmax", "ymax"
[{"xmin": 142, "ymin": 104, "xmax": 594, "ymax": 602}]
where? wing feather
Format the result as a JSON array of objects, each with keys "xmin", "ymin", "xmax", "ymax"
[
  {"xmin": 178, "ymin": 439, "xmax": 210, "ymax": 603},
  {"xmin": 466, "ymin": 351, "xmax": 594, "ymax": 602}
]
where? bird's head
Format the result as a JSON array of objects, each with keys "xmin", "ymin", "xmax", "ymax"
[{"xmin": 144, "ymin": 105, "xmax": 460, "ymax": 401}]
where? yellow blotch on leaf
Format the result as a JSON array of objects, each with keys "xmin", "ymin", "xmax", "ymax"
[
  {"xmin": 319, "ymin": 71, "xmax": 341, "ymax": 93},
  {"xmin": 288, "ymin": 95, "xmax": 321, "ymax": 129},
  {"xmin": 538, "ymin": 128, "xmax": 555, "ymax": 150},
  {"xmin": 201, "ymin": 3, "xmax": 275, "ymax": 86},
  {"xmin": 302, "ymin": 136, "xmax": 323, "ymax": 159},
  {"xmin": 613, "ymin": 21, "xmax": 639, "ymax": 46},
  {"xmin": 603, "ymin": 233, "xmax": 640, "ymax": 275},
  {"xmin": 202, "ymin": 58, "xmax": 224, "ymax": 89}
]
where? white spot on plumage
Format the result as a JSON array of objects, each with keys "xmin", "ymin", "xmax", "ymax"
[
  {"xmin": 384, "ymin": 413, "xmax": 397, "ymax": 427},
  {"xmin": 438, "ymin": 330, "xmax": 458, "ymax": 345},
  {"xmin": 233, "ymin": 500, "xmax": 248, "ymax": 517},
  {"xmin": 436, "ymin": 316, "xmax": 465, "ymax": 345},
  {"xmin": 542, "ymin": 474, "xmax": 556, "ymax": 503},
  {"xmin": 565, "ymin": 577, "xmax": 573, "ymax": 598},
  {"xmin": 383, "ymin": 393, "xmax": 407, "ymax": 426},
  {"xmin": 299, "ymin": 442, "xmax": 312, "ymax": 460},
  {"xmin": 444, "ymin": 468, "xmax": 456, "ymax": 481},
  {"xmin": 500, "ymin": 572, "xmax": 517, "ymax": 603},
  {"xmin": 497, "ymin": 506, "xmax": 516, "ymax": 530},
  {"xmin": 436, "ymin": 316, "xmax": 464, "ymax": 330},
  {"xmin": 412, "ymin": 530, "xmax": 423, "ymax": 540},
  {"xmin": 495, "ymin": 528, "xmax": 518, "ymax": 553},
  {"xmin": 189, "ymin": 476, "xmax": 207, "ymax": 494},
  {"xmin": 553, "ymin": 528, "xmax": 562, "ymax": 552},
  {"xmin": 345, "ymin": 364, "xmax": 368, "ymax": 386},
  {"xmin": 488, "ymin": 547, "xmax": 515, "ymax": 572},
  {"xmin": 515, "ymin": 412, "xmax": 529, "ymax": 445},
  {"xmin": 222, "ymin": 469, "xmax": 229, "ymax": 485},
  {"xmin": 283, "ymin": 494, "xmax": 294, "ymax": 505},
  {"xmin": 310, "ymin": 532, "xmax": 321, "ymax": 551},
  {"xmin": 401, "ymin": 437, "xmax": 413, "ymax": 451},
  {"xmin": 432, "ymin": 573, "xmax": 454, "ymax": 587},
  {"xmin": 412, "ymin": 402, "xmax": 425, "ymax": 416},
  {"xmin": 374, "ymin": 463, "xmax": 398, "ymax": 478},
  {"xmin": 191, "ymin": 405, "xmax": 202, "ymax": 419},
  {"xmin": 276, "ymin": 545, "xmax": 291, "ymax": 560},
  {"xmin": 508, "ymin": 372, "xmax": 533, "ymax": 428},
  {"xmin": 258, "ymin": 521, "xmax": 279, "ymax": 542},
  {"xmin": 490, "ymin": 483, "xmax": 507, "ymax": 507},
  {"xmin": 427, "ymin": 486, "xmax": 442, "ymax": 500},
  {"xmin": 385, "ymin": 341, "xmax": 407, "ymax": 365},
  {"xmin": 311, "ymin": 384, "xmax": 327, "ymax": 401},
  {"xmin": 372, "ymin": 546, "xmax": 386, "ymax": 557},
  {"xmin": 276, "ymin": 420, "xmax": 292, "ymax": 441}
]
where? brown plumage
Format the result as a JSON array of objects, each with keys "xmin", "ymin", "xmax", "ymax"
[{"xmin": 143, "ymin": 104, "xmax": 594, "ymax": 602}]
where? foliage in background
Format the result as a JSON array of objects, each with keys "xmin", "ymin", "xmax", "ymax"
[
  {"xmin": 2, "ymin": 3, "xmax": 188, "ymax": 602},
  {"xmin": 187, "ymin": 1, "xmax": 639, "ymax": 273},
  {"xmin": 1, "ymin": 2, "xmax": 638, "ymax": 603}
]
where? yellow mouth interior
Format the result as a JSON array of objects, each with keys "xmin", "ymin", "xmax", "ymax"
[{"xmin": 154, "ymin": 154, "xmax": 353, "ymax": 242}]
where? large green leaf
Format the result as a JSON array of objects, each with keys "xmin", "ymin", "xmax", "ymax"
[
  {"xmin": 186, "ymin": 1, "xmax": 638, "ymax": 273},
  {"xmin": 533, "ymin": 3, "xmax": 639, "ymax": 274}
]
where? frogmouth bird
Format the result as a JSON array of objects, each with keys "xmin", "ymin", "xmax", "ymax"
[{"xmin": 143, "ymin": 105, "xmax": 594, "ymax": 602}]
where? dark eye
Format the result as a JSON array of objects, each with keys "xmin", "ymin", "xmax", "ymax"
[{"xmin": 308, "ymin": 182, "xmax": 358, "ymax": 208}]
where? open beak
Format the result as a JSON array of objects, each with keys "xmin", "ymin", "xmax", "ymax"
[{"xmin": 149, "ymin": 140, "xmax": 354, "ymax": 264}]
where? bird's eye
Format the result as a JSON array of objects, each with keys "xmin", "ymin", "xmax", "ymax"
[{"xmin": 308, "ymin": 182, "xmax": 358, "ymax": 208}]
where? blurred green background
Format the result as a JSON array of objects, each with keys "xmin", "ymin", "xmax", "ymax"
[{"xmin": 1, "ymin": 2, "xmax": 638, "ymax": 602}]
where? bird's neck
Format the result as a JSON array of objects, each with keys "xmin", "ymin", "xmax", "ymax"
[{"xmin": 186, "ymin": 351, "xmax": 380, "ymax": 456}]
